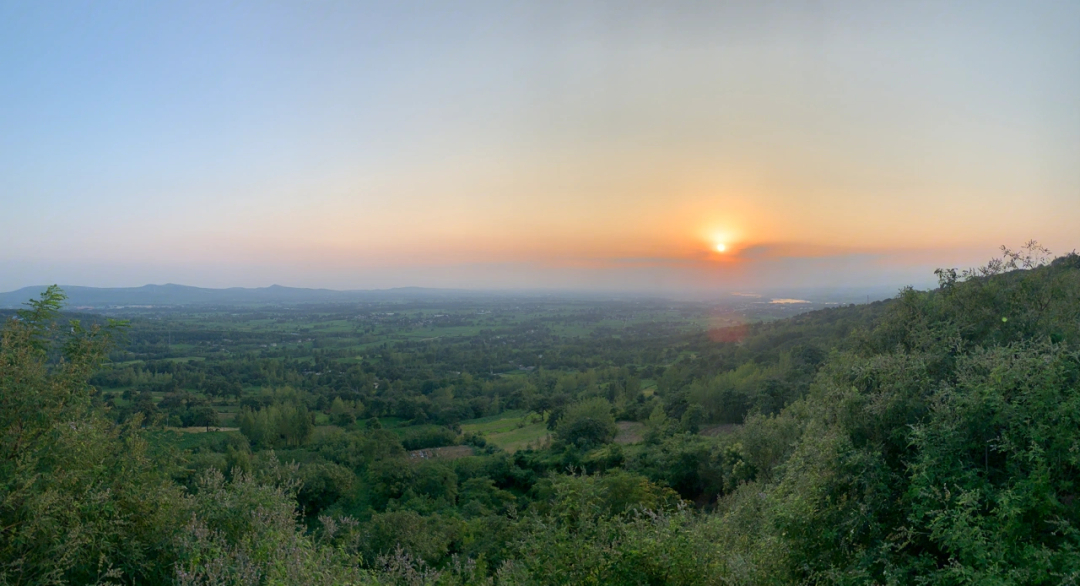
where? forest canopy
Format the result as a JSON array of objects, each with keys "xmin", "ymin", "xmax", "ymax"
[{"xmin": 2, "ymin": 246, "xmax": 1079, "ymax": 585}]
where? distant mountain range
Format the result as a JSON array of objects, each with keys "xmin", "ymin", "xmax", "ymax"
[
  {"xmin": 0, "ymin": 282, "xmax": 906, "ymax": 310},
  {"xmin": 0, "ymin": 283, "xmax": 496, "ymax": 308}
]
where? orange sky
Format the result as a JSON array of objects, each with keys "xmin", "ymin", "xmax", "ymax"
[{"xmin": 1, "ymin": 2, "xmax": 1078, "ymax": 292}]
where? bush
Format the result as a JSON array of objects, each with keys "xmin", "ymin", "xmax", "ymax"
[
  {"xmin": 401, "ymin": 426, "xmax": 459, "ymax": 451},
  {"xmin": 555, "ymin": 398, "xmax": 617, "ymax": 448}
]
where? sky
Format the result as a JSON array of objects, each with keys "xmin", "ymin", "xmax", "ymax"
[{"xmin": 1, "ymin": 1, "xmax": 1078, "ymax": 295}]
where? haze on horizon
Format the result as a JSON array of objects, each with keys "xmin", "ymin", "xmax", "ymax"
[{"xmin": 2, "ymin": 1, "xmax": 1078, "ymax": 295}]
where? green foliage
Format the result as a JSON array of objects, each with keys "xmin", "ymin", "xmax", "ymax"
[
  {"xmin": 357, "ymin": 510, "xmax": 458, "ymax": 567},
  {"xmin": 401, "ymin": 426, "xmax": 460, "ymax": 451},
  {"xmin": 309, "ymin": 427, "xmax": 406, "ymax": 472},
  {"xmin": 238, "ymin": 402, "xmax": 313, "ymax": 448},
  {"xmin": 533, "ymin": 470, "xmax": 681, "ymax": 518},
  {"xmin": 176, "ymin": 467, "xmax": 371, "ymax": 586},
  {"xmin": 329, "ymin": 396, "xmax": 361, "ymax": 426},
  {"xmin": 705, "ymin": 248, "xmax": 1080, "ymax": 584},
  {"xmin": 903, "ymin": 343, "xmax": 1080, "ymax": 583},
  {"xmin": 0, "ymin": 286, "xmax": 184, "ymax": 585},
  {"xmin": 513, "ymin": 473, "xmax": 723, "ymax": 585},
  {"xmin": 643, "ymin": 403, "xmax": 671, "ymax": 444},
  {"xmin": 5, "ymin": 251, "xmax": 1079, "ymax": 584},
  {"xmin": 297, "ymin": 461, "xmax": 356, "ymax": 516},
  {"xmin": 554, "ymin": 397, "xmax": 617, "ymax": 448}
]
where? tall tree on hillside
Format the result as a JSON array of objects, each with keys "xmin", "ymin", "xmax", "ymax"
[{"xmin": 0, "ymin": 286, "xmax": 184, "ymax": 584}]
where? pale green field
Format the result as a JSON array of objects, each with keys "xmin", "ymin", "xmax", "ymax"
[{"xmin": 460, "ymin": 410, "xmax": 551, "ymax": 452}]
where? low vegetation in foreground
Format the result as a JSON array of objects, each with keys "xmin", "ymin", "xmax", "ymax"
[{"xmin": 2, "ymin": 244, "xmax": 1079, "ymax": 585}]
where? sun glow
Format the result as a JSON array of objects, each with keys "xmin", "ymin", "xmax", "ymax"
[{"xmin": 715, "ymin": 243, "xmax": 727, "ymax": 253}]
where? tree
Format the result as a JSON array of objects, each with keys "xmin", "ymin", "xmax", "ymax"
[
  {"xmin": 680, "ymin": 403, "xmax": 704, "ymax": 434},
  {"xmin": 238, "ymin": 402, "xmax": 313, "ymax": 448},
  {"xmin": 555, "ymin": 397, "xmax": 617, "ymax": 448},
  {"xmin": 0, "ymin": 286, "xmax": 184, "ymax": 583},
  {"xmin": 190, "ymin": 406, "xmax": 220, "ymax": 431},
  {"xmin": 330, "ymin": 396, "xmax": 356, "ymax": 426},
  {"xmin": 644, "ymin": 403, "xmax": 670, "ymax": 444}
]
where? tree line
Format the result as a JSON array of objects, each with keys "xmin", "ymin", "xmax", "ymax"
[{"xmin": 2, "ymin": 243, "xmax": 1078, "ymax": 584}]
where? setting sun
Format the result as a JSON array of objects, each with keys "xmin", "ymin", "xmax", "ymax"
[{"xmin": 2, "ymin": 2, "xmax": 1078, "ymax": 580}]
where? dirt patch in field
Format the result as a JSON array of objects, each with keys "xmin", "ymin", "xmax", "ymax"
[
  {"xmin": 408, "ymin": 445, "xmax": 475, "ymax": 461},
  {"xmin": 700, "ymin": 424, "xmax": 741, "ymax": 437},
  {"xmin": 614, "ymin": 421, "xmax": 645, "ymax": 444}
]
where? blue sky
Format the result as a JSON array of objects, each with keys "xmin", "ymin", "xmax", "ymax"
[{"xmin": 2, "ymin": 1, "xmax": 1078, "ymax": 293}]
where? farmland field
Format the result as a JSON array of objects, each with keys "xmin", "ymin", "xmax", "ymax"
[{"xmin": 461, "ymin": 410, "xmax": 551, "ymax": 452}]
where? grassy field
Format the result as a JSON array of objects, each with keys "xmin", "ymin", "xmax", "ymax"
[{"xmin": 460, "ymin": 410, "xmax": 550, "ymax": 452}]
